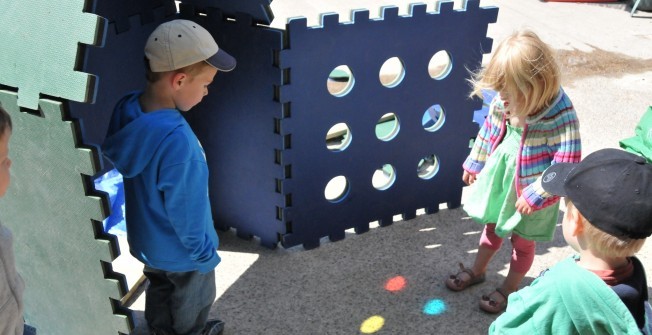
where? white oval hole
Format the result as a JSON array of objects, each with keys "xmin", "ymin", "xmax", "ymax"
[
  {"xmin": 375, "ymin": 113, "xmax": 400, "ymax": 142},
  {"xmin": 417, "ymin": 155, "xmax": 440, "ymax": 180},
  {"xmin": 325, "ymin": 175, "xmax": 349, "ymax": 202},
  {"xmin": 422, "ymin": 104, "xmax": 446, "ymax": 132},
  {"xmin": 326, "ymin": 123, "xmax": 352, "ymax": 152},
  {"xmin": 372, "ymin": 164, "xmax": 397, "ymax": 190},
  {"xmin": 327, "ymin": 65, "xmax": 355, "ymax": 97},
  {"xmin": 379, "ymin": 57, "xmax": 405, "ymax": 88},
  {"xmin": 428, "ymin": 50, "xmax": 452, "ymax": 80}
]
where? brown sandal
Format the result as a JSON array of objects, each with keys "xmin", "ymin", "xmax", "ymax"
[
  {"xmin": 479, "ymin": 287, "xmax": 509, "ymax": 314},
  {"xmin": 445, "ymin": 263, "xmax": 486, "ymax": 292}
]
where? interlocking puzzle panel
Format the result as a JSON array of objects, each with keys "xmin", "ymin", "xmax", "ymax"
[
  {"xmin": 70, "ymin": 1, "xmax": 176, "ymax": 151},
  {"xmin": 93, "ymin": 0, "xmax": 177, "ymax": 33},
  {"xmin": 178, "ymin": 4, "xmax": 286, "ymax": 248},
  {"xmin": 277, "ymin": 1, "xmax": 498, "ymax": 248},
  {"xmin": 0, "ymin": 91, "xmax": 131, "ymax": 334},
  {"xmin": 0, "ymin": 0, "xmax": 106, "ymax": 110},
  {"xmin": 181, "ymin": 0, "xmax": 275, "ymax": 24}
]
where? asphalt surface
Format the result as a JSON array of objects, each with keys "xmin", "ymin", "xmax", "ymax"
[{"xmin": 123, "ymin": 1, "xmax": 652, "ymax": 334}]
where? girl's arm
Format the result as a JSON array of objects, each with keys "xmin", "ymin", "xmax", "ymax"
[
  {"xmin": 462, "ymin": 98, "xmax": 501, "ymax": 174},
  {"xmin": 462, "ymin": 170, "xmax": 476, "ymax": 185},
  {"xmin": 522, "ymin": 103, "xmax": 581, "ymax": 209}
]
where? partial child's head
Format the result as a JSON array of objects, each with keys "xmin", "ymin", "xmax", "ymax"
[
  {"xmin": 469, "ymin": 29, "xmax": 560, "ymax": 116},
  {"xmin": 562, "ymin": 200, "xmax": 646, "ymax": 257},
  {"xmin": 0, "ymin": 106, "xmax": 12, "ymax": 198},
  {"xmin": 541, "ymin": 148, "xmax": 652, "ymax": 256},
  {"xmin": 144, "ymin": 19, "xmax": 236, "ymax": 111}
]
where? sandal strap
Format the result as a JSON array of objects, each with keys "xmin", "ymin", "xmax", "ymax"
[
  {"xmin": 446, "ymin": 262, "xmax": 486, "ymax": 292},
  {"xmin": 494, "ymin": 287, "xmax": 509, "ymax": 301},
  {"xmin": 482, "ymin": 288, "xmax": 509, "ymax": 307},
  {"xmin": 479, "ymin": 288, "xmax": 509, "ymax": 313},
  {"xmin": 481, "ymin": 288, "xmax": 508, "ymax": 303},
  {"xmin": 456, "ymin": 262, "xmax": 477, "ymax": 279}
]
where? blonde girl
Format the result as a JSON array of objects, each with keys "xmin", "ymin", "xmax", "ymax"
[{"xmin": 444, "ymin": 29, "xmax": 582, "ymax": 313}]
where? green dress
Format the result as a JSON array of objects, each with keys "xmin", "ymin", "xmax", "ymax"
[{"xmin": 463, "ymin": 124, "xmax": 559, "ymax": 241}]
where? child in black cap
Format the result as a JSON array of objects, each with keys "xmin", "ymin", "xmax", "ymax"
[{"xmin": 490, "ymin": 148, "xmax": 652, "ymax": 334}]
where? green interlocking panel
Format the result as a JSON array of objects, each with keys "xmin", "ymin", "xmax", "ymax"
[
  {"xmin": 0, "ymin": 0, "xmax": 106, "ymax": 110},
  {"xmin": 0, "ymin": 91, "xmax": 132, "ymax": 334}
]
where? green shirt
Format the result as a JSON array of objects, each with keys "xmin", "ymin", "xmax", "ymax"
[
  {"xmin": 620, "ymin": 106, "xmax": 652, "ymax": 163},
  {"xmin": 489, "ymin": 256, "xmax": 652, "ymax": 335}
]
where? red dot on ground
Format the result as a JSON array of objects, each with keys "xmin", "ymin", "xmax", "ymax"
[{"xmin": 385, "ymin": 276, "xmax": 407, "ymax": 292}]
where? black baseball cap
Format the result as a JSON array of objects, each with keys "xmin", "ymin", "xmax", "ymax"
[{"xmin": 541, "ymin": 148, "xmax": 652, "ymax": 239}]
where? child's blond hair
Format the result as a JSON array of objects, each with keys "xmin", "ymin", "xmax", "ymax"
[
  {"xmin": 469, "ymin": 29, "xmax": 560, "ymax": 116},
  {"xmin": 568, "ymin": 201, "xmax": 646, "ymax": 258}
]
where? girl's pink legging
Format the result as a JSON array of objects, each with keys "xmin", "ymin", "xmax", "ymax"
[{"xmin": 479, "ymin": 223, "xmax": 535, "ymax": 274}]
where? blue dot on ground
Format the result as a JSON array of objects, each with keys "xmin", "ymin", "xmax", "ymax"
[{"xmin": 423, "ymin": 299, "xmax": 447, "ymax": 315}]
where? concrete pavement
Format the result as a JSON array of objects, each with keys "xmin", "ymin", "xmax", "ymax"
[{"xmin": 123, "ymin": 1, "xmax": 652, "ymax": 334}]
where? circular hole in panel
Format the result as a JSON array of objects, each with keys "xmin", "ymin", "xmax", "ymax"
[
  {"xmin": 327, "ymin": 65, "xmax": 355, "ymax": 97},
  {"xmin": 326, "ymin": 123, "xmax": 352, "ymax": 152},
  {"xmin": 428, "ymin": 50, "xmax": 452, "ymax": 80},
  {"xmin": 372, "ymin": 164, "xmax": 397, "ymax": 190},
  {"xmin": 379, "ymin": 57, "xmax": 405, "ymax": 88},
  {"xmin": 325, "ymin": 176, "xmax": 349, "ymax": 203},
  {"xmin": 375, "ymin": 113, "xmax": 400, "ymax": 141},
  {"xmin": 422, "ymin": 104, "xmax": 446, "ymax": 132},
  {"xmin": 417, "ymin": 155, "xmax": 440, "ymax": 180}
]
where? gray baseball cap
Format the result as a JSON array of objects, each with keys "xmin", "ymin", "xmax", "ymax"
[{"xmin": 145, "ymin": 19, "xmax": 236, "ymax": 72}]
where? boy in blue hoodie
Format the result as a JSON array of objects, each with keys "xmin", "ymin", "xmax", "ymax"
[{"xmin": 102, "ymin": 19, "xmax": 236, "ymax": 335}]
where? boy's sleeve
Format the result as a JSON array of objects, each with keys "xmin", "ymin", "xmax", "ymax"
[
  {"xmin": 463, "ymin": 99, "xmax": 499, "ymax": 174},
  {"xmin": 522, "ymin": 106, "xmax": 581, "ymax": 209},
  {"xmin": 489, "ymin": 275, "xmax": 561, "ymax": 335},
  {"xmin": 158, "ymin": 134, "xmax": 219, "ymax": 273},
  {"xmin": 620, "ymin": 106, "xmax": 652, "ymax": 163},
  {"xmin": 489, "ymin": 290, "xmax": 539, "ymax": 334}
]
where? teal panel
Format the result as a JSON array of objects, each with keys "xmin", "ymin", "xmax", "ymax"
[
  {"xmin": 0, "ymin": 91, "xmax": 132, "ymax": 334},
  {"xmin": 0, "ymin": 0, "xmax": 106, "ymax": 110}
]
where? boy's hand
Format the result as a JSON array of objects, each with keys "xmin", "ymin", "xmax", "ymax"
[
  {"xmin": 462, "ymin": 170, "xmax": 477, "ymax": 185},
  {"xmin": 515, "ymin": 196, "xmax": 533, "ymax": 215}
]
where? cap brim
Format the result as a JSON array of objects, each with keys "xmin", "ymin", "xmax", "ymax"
[
  {"xmin": 206, "ymin": 48, "xmax": 236, "ymax": 72},
  {"xmin": 540, "ymin": 162, "xmax": 577, "ymax": 197}
]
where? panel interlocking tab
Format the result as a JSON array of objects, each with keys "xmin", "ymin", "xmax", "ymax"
[
  {"xmin": 94, "ymin": 0, "xmax": 177, "ymax": 33},
  {"xmin": 180, "ymin": 0, "xmax": 274, "ymax": 25},
  {"xmin": 0, "ymin": 0, "xmax": 106, "ymax": 110}
]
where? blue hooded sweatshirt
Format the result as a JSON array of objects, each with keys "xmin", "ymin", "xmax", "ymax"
[{"xmin": 102, "ymin": 92, "xmax": 219, "ymax": 273}]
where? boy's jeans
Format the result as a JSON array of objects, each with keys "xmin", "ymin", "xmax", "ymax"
[{"xmin": 144, "ymin": 267, "xmax": 216, "ymax": 335}]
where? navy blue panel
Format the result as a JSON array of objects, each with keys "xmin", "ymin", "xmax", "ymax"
[
  {"xmin": 179, "ymin": 0, "xmax": 274, "ymax": 25},
  {"xmin": 69, "ymin": 7, "xmax": 175, "ymax": 169},
  {"xmin": 278, "ymin": 1, "xmax": 498, "ymax": 248},
  {"xmin": 179, "ymin": 8, "xmax": 285, "ymax": 248},
  {"xmin": 70, "ymin": 0, "xmax": 497, "ymax": 250},
  {"xmin": 93, "ymin": 0, "xmax": 177, "ymax": 33}
]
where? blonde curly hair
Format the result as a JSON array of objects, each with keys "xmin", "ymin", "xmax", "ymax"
[{"xmin": 469, "ymin": 29, "xmax": 561, "ymax": 117}]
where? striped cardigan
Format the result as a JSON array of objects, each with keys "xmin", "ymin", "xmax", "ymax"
[{"xmin": 463, "ymin": 89, "xmax": 581, "ymax": 210}]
